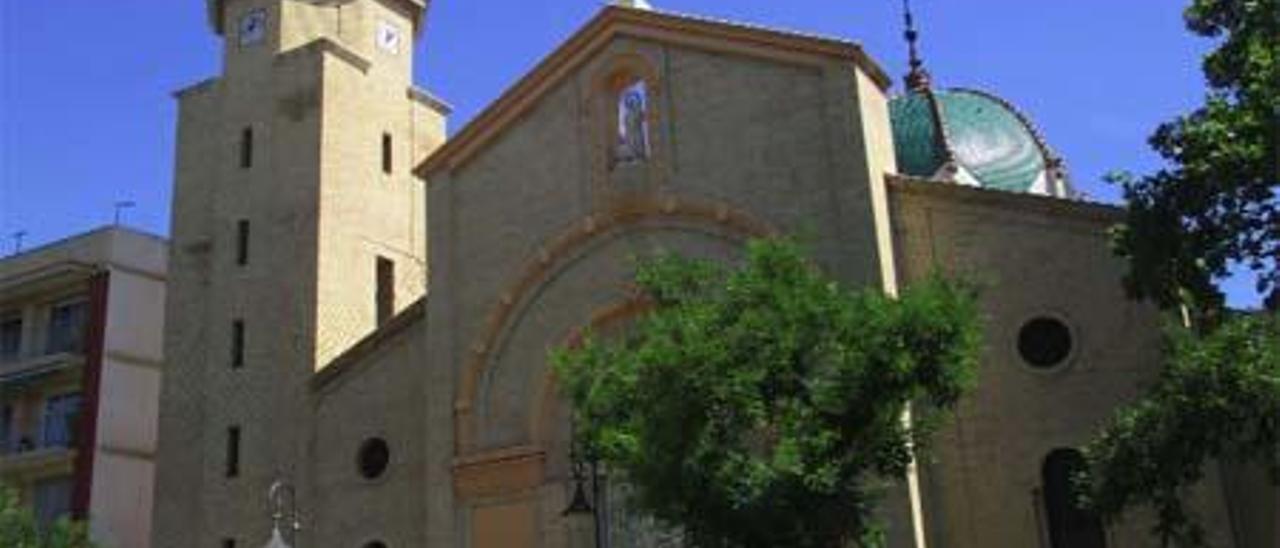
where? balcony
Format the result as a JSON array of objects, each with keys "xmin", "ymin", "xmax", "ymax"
[
  {"xmin": 0, "ymin": 352, "xmax": 84, "ymax": 385},
  {"xmin": 0, "ymin": 445, "xmax": 76, "ymax": 482}
]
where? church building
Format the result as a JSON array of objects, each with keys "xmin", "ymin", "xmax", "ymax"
[{"xmin": 151, "ymin": 1, "xmax": 1275, "ymax": 547}]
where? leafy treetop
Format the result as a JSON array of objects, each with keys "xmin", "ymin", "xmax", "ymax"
[
  {"xmin": 1081, "ymin": 314, "xmax": 1280, "ymax": 547},
  {"xmin": 0, "ymin": 484, "xmax": 95, "ymax": 548},
  {"xmin": 1110, "ymin": 0, "xmax": 1278, "ymax": 317},
  {"xmin": 554, "ymin": 238, "xmax": 982, "ymax": 548}
]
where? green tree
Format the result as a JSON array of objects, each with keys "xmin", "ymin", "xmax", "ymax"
[
  {"xmin": 553, "ymin": 239, "xmax": 982, "ymax": 548},
  {"xmin": 1082, "ymin": 315, "xmax": 1279, "ymax": 547},
  {"xmin": 1109, "ymin": 0, "xmax": 1278, "ymax": 317},
  {"xmin": 1085, "ymin": 1, "xmax": 1280, "ymax": 546},
  {"xmin": 0, "ymin": 485, "xmax": 95, "ymax": 548}
]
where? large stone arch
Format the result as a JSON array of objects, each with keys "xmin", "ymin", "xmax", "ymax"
[{"xmin": 454, "ymin": 195, "xmax": 775, "ymax": 458}]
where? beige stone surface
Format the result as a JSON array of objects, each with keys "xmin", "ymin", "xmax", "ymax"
[
  {"xmin": 417, "ymin": 13, "xmax": 902, "ymax": 546},
  {"xmin": 887, "ymin": 178, "xmax": 1239, "ymax": 548},
  {"xmin": 309, "ymin": 309, "xmax": 427, "ymax": 548},
  {"xmin": 151, "ymin": 4, "xmax": 1270, "ymax": 548},
  {"xmin": 153, "ymin": 1, "xmax": 441, "ymax": 546}
]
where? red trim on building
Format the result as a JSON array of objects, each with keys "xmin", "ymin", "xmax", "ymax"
[{"xmin": 72, "ymin": 270, "xmax": 109, "ymax": 519}]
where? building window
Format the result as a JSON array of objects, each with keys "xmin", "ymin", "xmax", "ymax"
[
  {"xmin": 0, "ymin": 405, "xmax": 12, "ymax": 454},
  {"xmin": 1018, "ymin": 316, "xmax": 1074, "ymax": 369},
  {"xmin": 42, "ymin": 392, "xmax": 82, "ymax": 449},
  {"xmin": 46, "ymin": 300, "xmax": 88, "ymax": 354},
  {"xmin": 231, "ymin": 319, "xmax": 245, "ymax": 368},
  {"xmin": 382, "ymin": 133, "xmax": 393, "ymax": 174},
  {"xmin": 226, "ymin": 426, "xmax": 241, "ymax": 478},
  {"xmin": 376, "ymin": 257, "xmax": 395, "ymax": 325},
  {"xmin": 240, "ymin": 127, "xmax": 254, "ymax": 169},
  {"xmin": 613, "ymin": 79, "xmax": 650, "ymax": 165},
  {"xmin": 364, "ymin": 542, "xmax": 388, "ymax": 548},
  {"xmin": 236, "ymin": 220, "xmax": 250, "ymax": 266},
  {"xmin": 1042, "ymin": 449, "xmax": 1107, "ymax": 548},
  {"xmin": 357, "ymin": 438, "xmax": 390, "ymax": 480},
  {"xmin": 32, "ymin": 477, "xmax": 73, "ymax": 530},
  {"xmin": 222, "ymin": 539, "xmax": 236, "ymax": 548},
  {"xmin": 0, "ymin": 313, "xmax": 21, "ymax": 362}
]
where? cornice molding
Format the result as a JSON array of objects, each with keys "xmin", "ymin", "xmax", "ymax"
[
  {"xmin": 886, "ymin": 175, "xmax": 1122, "ymax": 224},
  {"xmin": 275, "ymin": 37, "xmax": 372, "ymax": 73}
]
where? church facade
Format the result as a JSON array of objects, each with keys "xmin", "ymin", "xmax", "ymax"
[{"xmin": 151, "ymin": 1, "xmax": 1275, "ymax": 547}]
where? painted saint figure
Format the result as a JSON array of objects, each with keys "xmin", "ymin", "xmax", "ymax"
[{"xmin": 615, "ymin": 82, "xmax": 649, "ymax": 163}]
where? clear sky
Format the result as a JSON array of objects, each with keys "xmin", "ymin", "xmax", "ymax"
[{"xmin": 0, "ymin": 1, "xmax": 1259, "ymax": 306}]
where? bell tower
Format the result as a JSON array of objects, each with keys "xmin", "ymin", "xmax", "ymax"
[
  {"xmin": 153, "ymin": 0, "xmax": 447, "ymax": 546},
  {"xmin": 209, "ymin": 0, "xmax": 425, "ymax": 84}
]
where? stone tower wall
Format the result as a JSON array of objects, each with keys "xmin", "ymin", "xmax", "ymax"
[{"xmin": 152, "ymin": 1, "xmax": 442, "ymax": 546}]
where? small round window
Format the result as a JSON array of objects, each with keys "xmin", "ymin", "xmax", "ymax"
[
  {"xmin": 357, "ymin": 438, "xmax": 390, "ymax": 480},
  {"xmin": 1017, "ymin": 317, "xmax": 1073, "ymax": 369}
]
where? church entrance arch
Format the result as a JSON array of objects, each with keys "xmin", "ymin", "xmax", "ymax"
[{"xmin": 452, "ymin": 198, "xmax": 774, "ymax": 547}]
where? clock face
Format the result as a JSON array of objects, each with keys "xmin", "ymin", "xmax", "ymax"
[
  {"xmin": 238, "ymin": 9, "xmax": 268, "ymax": 47},
  {"xmin": 376, "ymin": 21, "xmax": 402, "ymax": 54}
]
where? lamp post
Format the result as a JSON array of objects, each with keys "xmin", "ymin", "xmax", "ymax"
[
  {"xmin": 562, "ymin": 444, "xmax": 597, "ymax": 548},
  {"xmin": 563, "ymin": 419, "xmax": 605, "ymax": 548},
  {"xmin": 264, "ymin": 480, "xmax": 301, "ymax": 548}
]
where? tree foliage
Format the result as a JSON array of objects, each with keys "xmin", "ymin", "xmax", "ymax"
[
  {"xmin": 553, "ymin": 239, "xmax": 982, "ymax": 548},
  {"xmin": 1081, "ymin": 315, "xmax": 1280, "ymax": 546},
  {"xmin": 1086, "ymin": 2, "xmax": 1280, "ymax": 545},
  {"xmin": 1109, "ymin": 0, "xmax": 1279, "ymax": 315},
  {"xmin": 0, "ymin": 485, "xmax": 95, "ymax": 548}
]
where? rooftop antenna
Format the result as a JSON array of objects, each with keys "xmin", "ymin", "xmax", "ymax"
[
  {"xmin": 902, "ymin": 0, "xmax": 931, "ymax": 91},
  {"xmin": 113, "ymin": 201, "xmax": 136, "ymax": 226},
  {"xmin": 11, "ymin": 230, "xmax": 26, "ymax": 255}
]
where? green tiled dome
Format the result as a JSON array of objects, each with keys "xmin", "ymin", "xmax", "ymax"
[{"xmin": 890, "ymin": 88, "xmax": 1069, "ymax": 196}]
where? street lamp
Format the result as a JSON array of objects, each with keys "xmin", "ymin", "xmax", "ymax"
[
  {"xmin": 563, "ymin": 421, "xmax": 601, "ymax": 548},
  {"xmin": 563, "ymin": 447, "xmax": 597, "ymax": 548},
  {"xmin": 264, "ymin": 480, "xmax": 301, "ymax": 548}
]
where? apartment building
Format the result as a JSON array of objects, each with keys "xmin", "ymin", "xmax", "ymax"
[{"xmin": 0, "ymin": 226, "xmax": 167, "ymax": 548}]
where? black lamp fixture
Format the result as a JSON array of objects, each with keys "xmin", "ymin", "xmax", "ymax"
[
  {"xmin": 563, "ymin": 446, "xmax": 595, "ymax": 517},
  {"xmin": 562, "ymin": 420, "xmax": 603, "ymax": 548}
]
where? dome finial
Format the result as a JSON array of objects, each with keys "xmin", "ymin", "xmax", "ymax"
[{"xmin": 902, "ymin": 0, "xmax": 931, "ymax": 91}]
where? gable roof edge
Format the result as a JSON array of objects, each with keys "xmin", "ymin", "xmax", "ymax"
[
  {"xmin": 415, "ymin": 6, "xmax": 890, "ymax": 178},
  {"xmin": 310, "ymin": 297, "xmax": 426, "ymax": 394}
]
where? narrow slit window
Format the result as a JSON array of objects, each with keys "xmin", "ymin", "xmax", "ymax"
[
  {"xmin": 240, "ymin": 127, "xmax": 253, "ymax": 169},
  {"xmin": 382, "ymin": 133, "xmax": 393, "ymax": 175},
  {"xmin": 236, "ymin": 220, "xmax": 250, "ymax": 266},
  {"xmin": 376, "ymin": 257, "xmax": 395, "ymax": 325},
  {"xmin": 225, "ymin": 426, "xmax": 241, "ymax": 478},
  {"xmin": 231, "ymin": 319, "xmax": 245, "ymax": 368}
]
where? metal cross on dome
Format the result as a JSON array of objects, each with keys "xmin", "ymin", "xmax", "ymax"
[{"xmin": 902, "ymin": 0, "xmax": 932, "ymax": 91}]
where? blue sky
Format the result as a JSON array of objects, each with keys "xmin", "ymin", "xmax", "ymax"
[{"xmin": 0, "ymin": 1, "xmax": 1258, "ymax": 306}]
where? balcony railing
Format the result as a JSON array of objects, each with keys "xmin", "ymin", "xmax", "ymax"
[
  {"xmin": 0, "ymin": 352, "xmax": 84, "ymax": 383},
  {"xmin": 0, "ymin": 437, "xmax": 76, "ymax": 457},
  {"xmin": 0, "ymin": 444, "xmax": 77, "ymax": 482},
  {"xmin": 1, "ymin": 414, "xmax": 80, "ymax": 458}
]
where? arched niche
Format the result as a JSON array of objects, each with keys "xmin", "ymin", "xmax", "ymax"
[
  {"xmin": 587, "ymin": 50, "xmax": 668, "ymax": 194},
  {"xmin": 1042, "ymin": 448, "xmax": 1107, "ymax": 548},
  {"xmin": 454, "ymin": 196, "xmax": 775, "ymax": 460}
]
